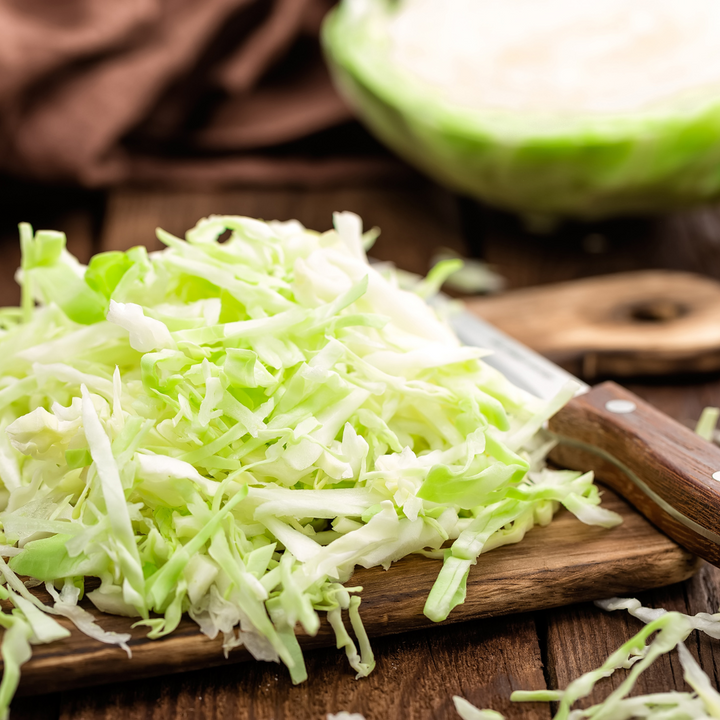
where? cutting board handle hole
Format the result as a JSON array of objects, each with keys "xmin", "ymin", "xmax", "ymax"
[{"xmin": 625, "ymin": 300, "xmax": 688, "ymax": 323}]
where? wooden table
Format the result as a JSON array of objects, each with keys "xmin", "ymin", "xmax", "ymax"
[{"xmin": 2, "ymin": 176, "xmax": 720, "ymax": 720}]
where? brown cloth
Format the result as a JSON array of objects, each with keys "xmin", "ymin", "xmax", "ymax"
[{"xmin": 0, "ymin": 0, "xmax": 402, "ymax": 188}]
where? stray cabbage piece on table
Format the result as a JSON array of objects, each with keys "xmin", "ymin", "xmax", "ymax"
[{"xmin": 0, "ymin": 212, "xmax": 620, "ymax": 717}]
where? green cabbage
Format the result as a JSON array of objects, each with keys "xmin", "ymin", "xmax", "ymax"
[
  {"xmin": 322, "ymin": 0, "xmax": 720, "ymax": 223},
  {"xmin": 0, "ymin": 213, "xmax": 619, "ymax": 717}
]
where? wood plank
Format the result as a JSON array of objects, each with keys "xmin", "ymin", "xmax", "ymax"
[
  {"xmin": 57, "ymin": 616, "xmax": 550, "ymax": 720},
  {"xmin": 100, "ymin": 184, "xmax": 467, "ymax": 276},
  {"xmin": 542, "ymin": 380, "xmax": 720, "ymax": 711},
  {"xmin": 473, "ymin": 204, "xmax": 720, "ymax": 291},
  {"xmin": 549, "ymin": 381, "xmax": 720, "ymax": 567},
  {"xmin": 543, "ymin": 586, "xmax": 691, "ymax": 711},
  {"xmin": 7, "ymin": 490, "xmax": 696, "ymax": 697},
  {"xmin": 680, "ymin": 564, "xmax": 720, "ymax": 690},
  {"xmin": 467, "ymin": 270, "xmax": 720, "ymax": 378},
  {"xmin": 543, "ymin": 569, "xmax": 701, "ymax": 711},
  {"xmin": 7, "ymin": 696, "xmax": 59, "ymax": 720},
  {"xmin": 466, "ymin": 207, "xmax": 656, "ymax": 290}
]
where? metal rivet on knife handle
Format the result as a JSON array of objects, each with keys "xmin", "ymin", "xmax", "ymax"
[
  {"xmin": 605, "ymin": 399, "xmax": 637, "ymax": 414},
  {"xmin": 549, "ymin": 381, "xmax": 720, "ymax": 568}
]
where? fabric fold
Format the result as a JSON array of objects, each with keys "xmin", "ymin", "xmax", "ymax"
[{"xmin": 0, "ymin": 0, "xmax": 402, "ymax": 187}]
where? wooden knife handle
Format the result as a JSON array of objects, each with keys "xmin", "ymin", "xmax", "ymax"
[{"xmin": 548, "ymin": 381, "xmax": 720, "ymax": 567}]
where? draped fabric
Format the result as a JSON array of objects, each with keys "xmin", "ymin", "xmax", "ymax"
[{"xmin": 0, "ymin": 0, "xmax": 402, "ymax": 187}]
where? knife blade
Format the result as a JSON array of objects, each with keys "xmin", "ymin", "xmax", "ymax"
[
  {"xmin": 449, "ymin": 305, "xmax": 720, "ymax": 568},
  {"xmin": 448, "ymin": 308, "xmax": 588, "ymax": 400}
]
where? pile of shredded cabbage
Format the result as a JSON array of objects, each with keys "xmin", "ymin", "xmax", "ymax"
[{"xmin": 0, "ymin": 212, "xmax": 621, "ymax": 718}]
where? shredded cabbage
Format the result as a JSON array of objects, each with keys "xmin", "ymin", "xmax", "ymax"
[
  {"xmin": 0, "ymin": 212, "xmax": 620, "ymax": 716},
  {"xmin": 696, "ymin": 407, "xmax": 720, "ymax": 443},
  {"xmin": 456, "ymin": 597, "xmax": 720, "ymax": 720},
  {"xmin": 454, "ymin": 410, "xmax": 720, "ymax": 720},
  {"xmin": 453, "ymin": 697, "xmax": 504, "ymax": 720}
]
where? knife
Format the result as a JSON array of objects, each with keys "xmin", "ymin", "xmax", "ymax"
[{"xmin": 448, "ymin": 306, "xmax": 720, "ymax": 568}]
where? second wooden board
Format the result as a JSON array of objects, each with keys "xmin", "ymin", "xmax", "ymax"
[
  {"xmin": 8, "ymin": 488, "xmax": 698, "ymax": 696},
  {"xmin": 466, "ymin": 270, "xmax": 720, "ymax": 378}
]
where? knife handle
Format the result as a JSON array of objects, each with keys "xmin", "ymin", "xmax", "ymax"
[{"xmin": 548, "ymin": 381, "xmax": 720, "ymax": 567}]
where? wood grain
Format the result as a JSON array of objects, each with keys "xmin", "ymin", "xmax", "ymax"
[
  {"xmin": 543, "ymin": 590, "xmax": 690, "ymax": 710},
  {"xmin": 56, "ymin": 616, "xmax": 551, "ymax": 720},
  {"xmin": 549, "ymin": 381, "xmax": 720, "ymax": 566},
  {"xmin": 6, "ymin": 490, "xmax": 696, "ymax": 697},
  {"xmin": 473, "ymin": 205, "xmax": 720, "ymax": 290},
  {"xmin": 100, "ymin": 184, "xmax": 466, "ymax": 277},
  {"xmin": 467, "ymin": 270, "xmax": 720, "ymax": 378}
]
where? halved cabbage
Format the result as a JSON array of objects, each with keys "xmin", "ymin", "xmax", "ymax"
[{"xmin": 323, "ymin": 0, "xmax": 720, "ymax": 223}]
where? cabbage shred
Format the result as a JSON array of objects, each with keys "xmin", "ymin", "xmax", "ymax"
[
  {"xmin": 456, "ymin": 597, "xmax": 720, "ymax": 719},
  {"xmin": 0, "ymin": 212, "xmax": 619, "ymax": 716}
]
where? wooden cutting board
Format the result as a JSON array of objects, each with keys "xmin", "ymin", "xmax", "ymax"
[
  {"xmin": 466, "ymin": 270, "xmax": 720, "ymax": 379},
  {"xmin": 7, "ymin": 488, "xmax": 698, "ymax": 696}
]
